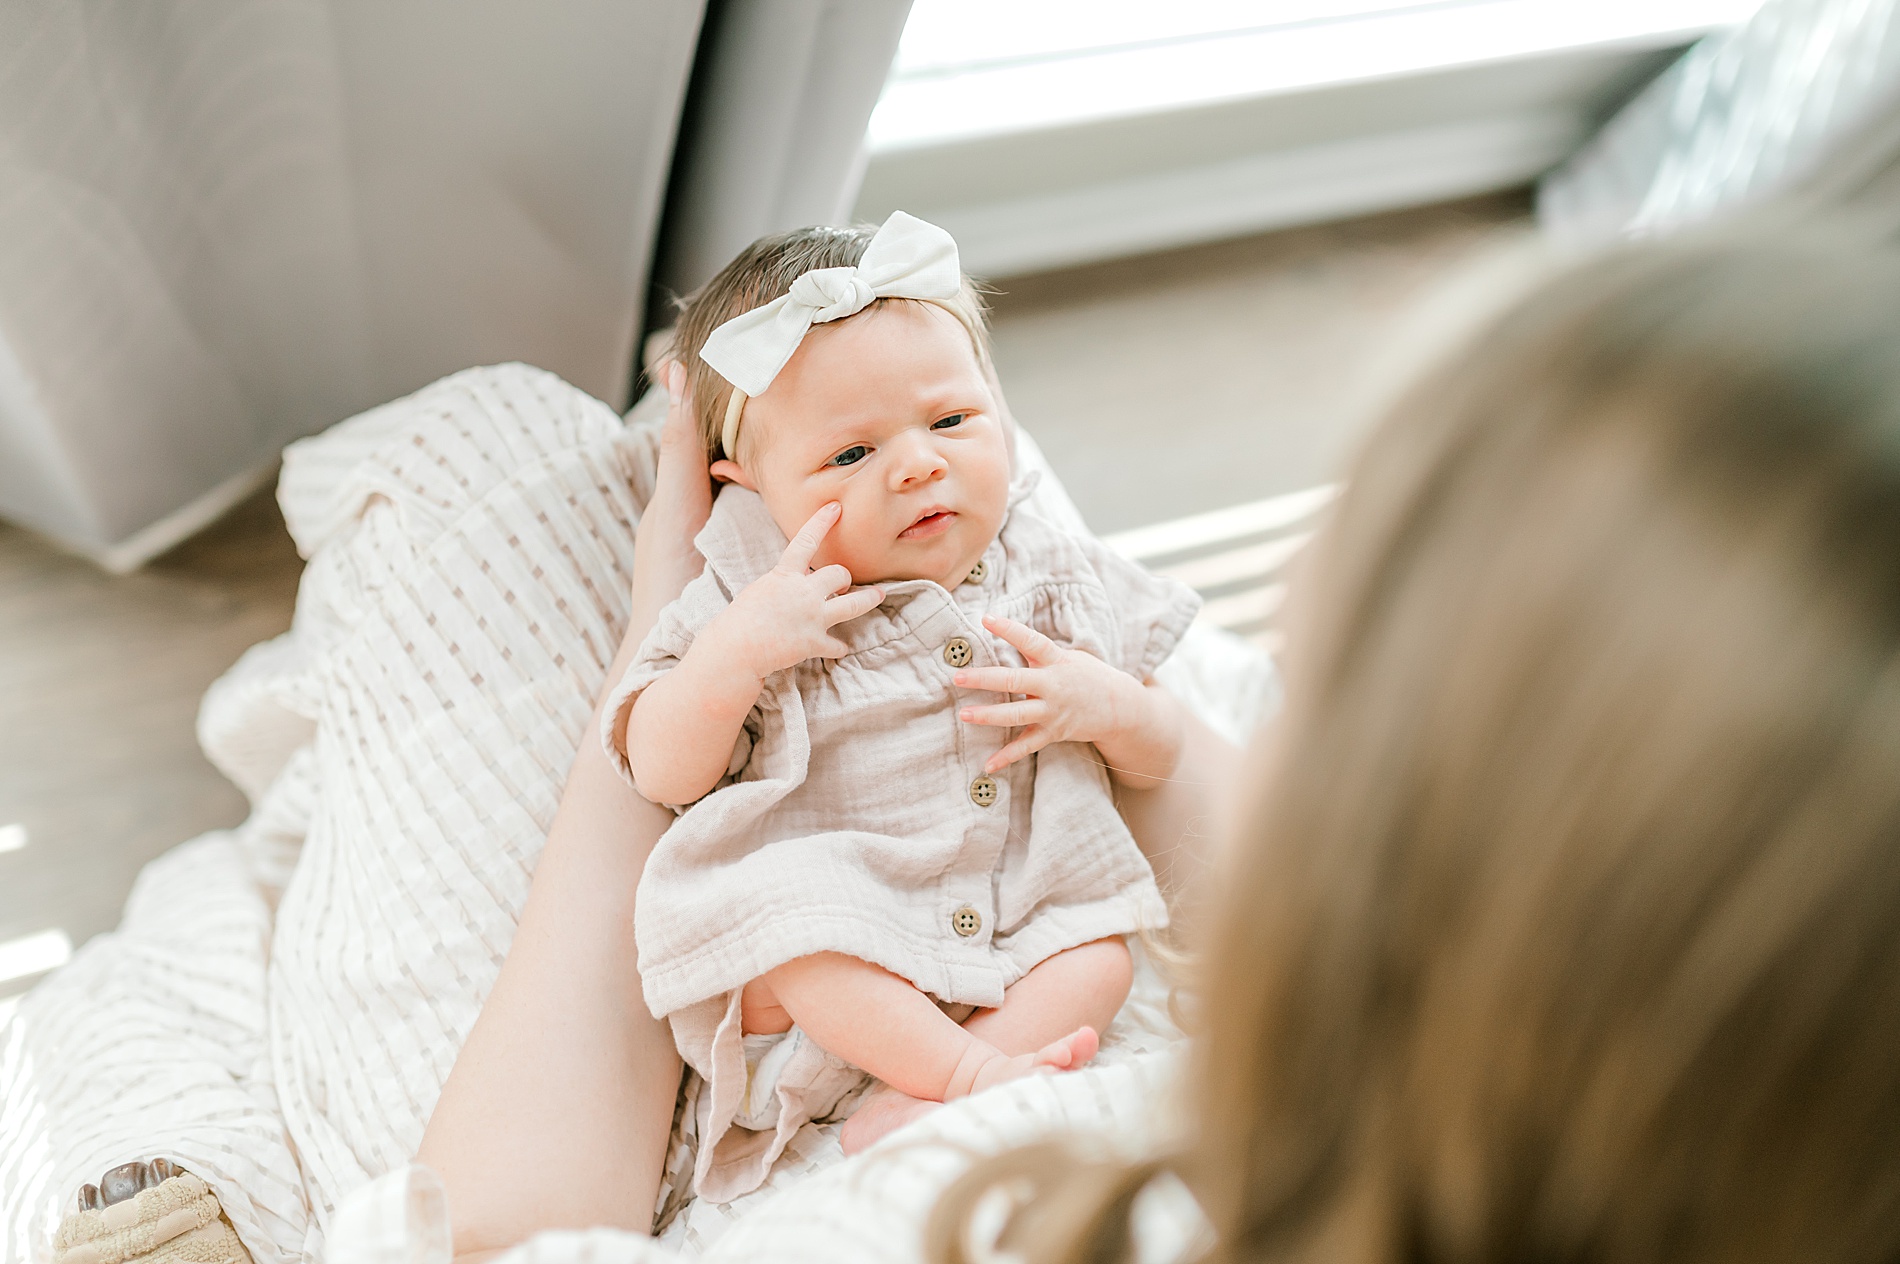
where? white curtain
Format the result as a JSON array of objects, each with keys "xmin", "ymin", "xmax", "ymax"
[
  {"xmin": 0, "ymin": 1, "xmax": 706, "ymax": 568},
  {"xmin": 650, "ymin": 0, "xmax": 913, "ymax": 310}
]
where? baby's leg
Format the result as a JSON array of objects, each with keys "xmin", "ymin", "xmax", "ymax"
[
  {"xmin": 840, "ymin": 937, "xmax": 1132, "ymax": 1152},
  {"xmin": 740, "ymin": 975, "xmax": 794, "ymax": 1034},
  {"xmin": 753, "ymin": 952, "xmax": 1090, "ymax": 1102},
  {"xmin": 961, "ymin": 936, "xmax": 1132, "ymax": 1054}
]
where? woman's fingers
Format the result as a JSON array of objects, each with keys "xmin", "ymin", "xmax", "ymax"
[
  {"xmin": 779, "ymin": 502, "xmax": 842, "ymax": 573},
  {"xmin": 823, "ymin": 587, "xmax": 884, "ymax": 626},
  {"xmin": 657, "ymin": 364, "xmax": 708, "ymax": 480},
  {"xmin": 959, "ymin": 699, "xmax": 1048, "ymax": 728},
  {"xmin": 954, "ymin": 666, "xmax": 1033, "ymax": 696},
  {"xmin": 982, "ymin": 614, "xmax": 1062, "ymax": 666},
  {"xmin": 986, "ymin": 726, "xmax": 1052, "ymax": 772},
  {"xmin": 630, "ymin": 361, "xmax": 711, "ymax": 615},
  {"xmin": 663, "ymin": 361, "xmax": 692, "ymax": 425}
]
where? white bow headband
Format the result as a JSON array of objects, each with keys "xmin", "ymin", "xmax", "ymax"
[{"xmin": 700, "ymin": 210, "xmax": 964, "ymax": 460}]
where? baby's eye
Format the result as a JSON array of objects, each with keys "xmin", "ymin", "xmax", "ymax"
[
  {"xmin": 931, "ymin": 414, "xmax": 966, "ymax": 430},
  {"xmin": 827, "ymin": 445, "xmax": 870, "ymax": 467}
]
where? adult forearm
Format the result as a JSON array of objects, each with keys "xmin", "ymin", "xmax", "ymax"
[
  {"xmin": 418, "ymin": 618, "xmax": 682, "ymax": 1253},
  {"xmin": 1098, "ymin": 682, "xmax": 1191, "ymax": 791},
  {"xmin": 1115, "ymin": 708, "xmax": 1243, "ymax": 931},
  {"xmin": 419, "ymin": 380, "xmax": 711, "ymax": 1252}
]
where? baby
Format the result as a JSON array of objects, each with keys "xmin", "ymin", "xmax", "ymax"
[{"xmin": 603, "ymin": 212, "xmax": 1199, "ymax": 1201}]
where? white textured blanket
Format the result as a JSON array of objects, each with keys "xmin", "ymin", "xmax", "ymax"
[{"xmin": 0, "ymin": 365, "xmax": 1273, "ymax": 1264}]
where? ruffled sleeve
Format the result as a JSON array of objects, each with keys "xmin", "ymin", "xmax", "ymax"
[{"xmin": 1077, "ymin": 536, "xmax": 1202, "ymax": 681}]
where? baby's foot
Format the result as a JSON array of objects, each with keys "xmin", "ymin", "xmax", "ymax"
[
  {"xmin": 839, "ymin": 1083, "xmax": 941, "ymax": 1155},
  {"xmin": 957, "ymin": 1026, "xmax": 1101, "ymax": 1098}
]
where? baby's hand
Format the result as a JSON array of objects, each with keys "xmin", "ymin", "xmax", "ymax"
[
  {"xmin": 703, "ymin": 502, "xmax": 884, "ymax": 680},
  {"xmin": 955, "ymin": 614, "xmax": 1172, "ymax": 775}
]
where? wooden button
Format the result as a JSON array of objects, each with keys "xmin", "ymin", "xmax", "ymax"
[
  {"xmin": 952, "ymin": 906, "xmax": 983, "ymax": 937},
  {"xmin": 965, "ymin": 560, "xmax": 987, "ymax": 584},
  {"xmin": 943, "ymin": 636, "xmax": 974, "ymax": 668},
  {"xmin": 969, "ymin": 775, "xmax": 998, "ymax": 807}
]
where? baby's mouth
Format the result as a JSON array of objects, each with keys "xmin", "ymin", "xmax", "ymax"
[{"xmin": 899, "ymin": 509, "xmax": 957, "ymax": 540}]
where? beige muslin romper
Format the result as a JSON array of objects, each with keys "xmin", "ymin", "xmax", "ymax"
[{"xmin": 601, "ymin": 475, "xmax": 1198, "ymax": 1201}]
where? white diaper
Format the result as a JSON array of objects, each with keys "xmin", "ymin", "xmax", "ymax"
[{"xmin": 737, "ymin": 1030, "xmax": 809, "ymax": 1130}]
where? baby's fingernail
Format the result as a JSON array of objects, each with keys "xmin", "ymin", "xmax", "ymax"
[{"xmin": 959, "ymin": 709, "xmax": 972, "ymax": 720}]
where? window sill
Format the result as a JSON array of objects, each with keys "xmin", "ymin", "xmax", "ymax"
[{"xmin": 856, "ymin": 0, "xmax": 1756, "ymax": 275}]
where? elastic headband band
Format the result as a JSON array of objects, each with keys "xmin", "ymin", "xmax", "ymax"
[{"xmin": 720, "ymin": 388, "xmax": 747, "ymax": 461}]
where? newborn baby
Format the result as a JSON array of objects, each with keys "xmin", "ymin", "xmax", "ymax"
[{"xmin": 603, "ymin": 212, "xmax": 1199, "ymax": 1201}]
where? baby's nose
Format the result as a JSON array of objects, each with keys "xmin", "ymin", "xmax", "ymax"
[{"xmin": 890, "ymin": 436, "xmax": 947, "ymax": 486}]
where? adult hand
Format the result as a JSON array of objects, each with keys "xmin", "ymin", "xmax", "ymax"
[
  {"xmin": 704, "ymin": 502, "xmax": 884, "ymax": 680},
  {"xmin": 629, "ymin": 363, "xmax": 714, "ymax": 627}
]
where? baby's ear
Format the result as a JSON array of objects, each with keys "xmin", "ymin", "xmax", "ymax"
[{"xmin": 710, "ymin": 458, "xmax": 756, "ymax": 491}]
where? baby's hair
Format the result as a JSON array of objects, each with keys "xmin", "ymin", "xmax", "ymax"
[{"xmin": 666, "ymin": 223, "xmax": 993, "ymax": 463}]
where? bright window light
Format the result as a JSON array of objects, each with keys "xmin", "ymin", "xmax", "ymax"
[
  {"xmin": 873, "ymin": 0, "xmax": 1772, "ymax": 152},
  {"xmin": 895, "ymin": 1, "xmax": 1470, "ymax": 76},
  {"xmin": 0, "ymin": 824, "xmax": 26, "ymax": 855},
  {"xmin": 0, "ymin": 929, "xmax": 72, "ymax": 986}
]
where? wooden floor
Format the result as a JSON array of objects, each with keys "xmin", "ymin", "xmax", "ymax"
[
  {"xmin": 0, "ymin": 490, "xmax": 302, "ymax": 963},
  {"xmin": 0, "ymin": 193, "xmax": 1535, "ymax": 1002}
]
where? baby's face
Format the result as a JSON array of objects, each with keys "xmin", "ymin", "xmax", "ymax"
[{"xmin": 718, "ymin": 300, "xmax": 1011, "ymax": 588}]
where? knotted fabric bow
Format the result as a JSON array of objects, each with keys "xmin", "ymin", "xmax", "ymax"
[{"xmin": 700, "ymin": 210, "xmax": 963, "ymax": 459}]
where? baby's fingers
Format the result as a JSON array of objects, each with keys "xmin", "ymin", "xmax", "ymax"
[
  {"xmin": 813, "ymin": 634, "xmax": 854, "ymax": 660},
  {"xmin": 823, "ymin": 586, "xmax": 884, "ymax": 626},
  {"xmin": 954, "ymin": 666, "xmax": 1038, "ymax": 696},
  {"xmin": 810, "ymin": 563, "xmax": 854, "ymax": 595},
  {"xmin": 982, "ymin": 614, "xmax": 1063, "ymax": 666},
  {"xmin": 778, "ymin": 502, "xmax": 841, "ymax": 573},
  {"xmin": 959, "ymin": 699, "xmax": 1048, "ymax": 728},
  {"xmin": 986, "ymin": 726, "xmax": 1053, "ymax": 773}
]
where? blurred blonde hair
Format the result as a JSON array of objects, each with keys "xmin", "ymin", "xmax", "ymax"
[
  {"xmin": 932, "ymin": 234, "xmax": 1900, "ymax": 1264},
  {"xmin": 663, "ymin": 223, "xmax": 992, "ymax": 463}
]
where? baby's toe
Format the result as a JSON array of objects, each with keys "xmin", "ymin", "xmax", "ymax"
[{"xmin": 1035, "ymin": 1026, "xmax": 1100, "ymax": 1071}]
